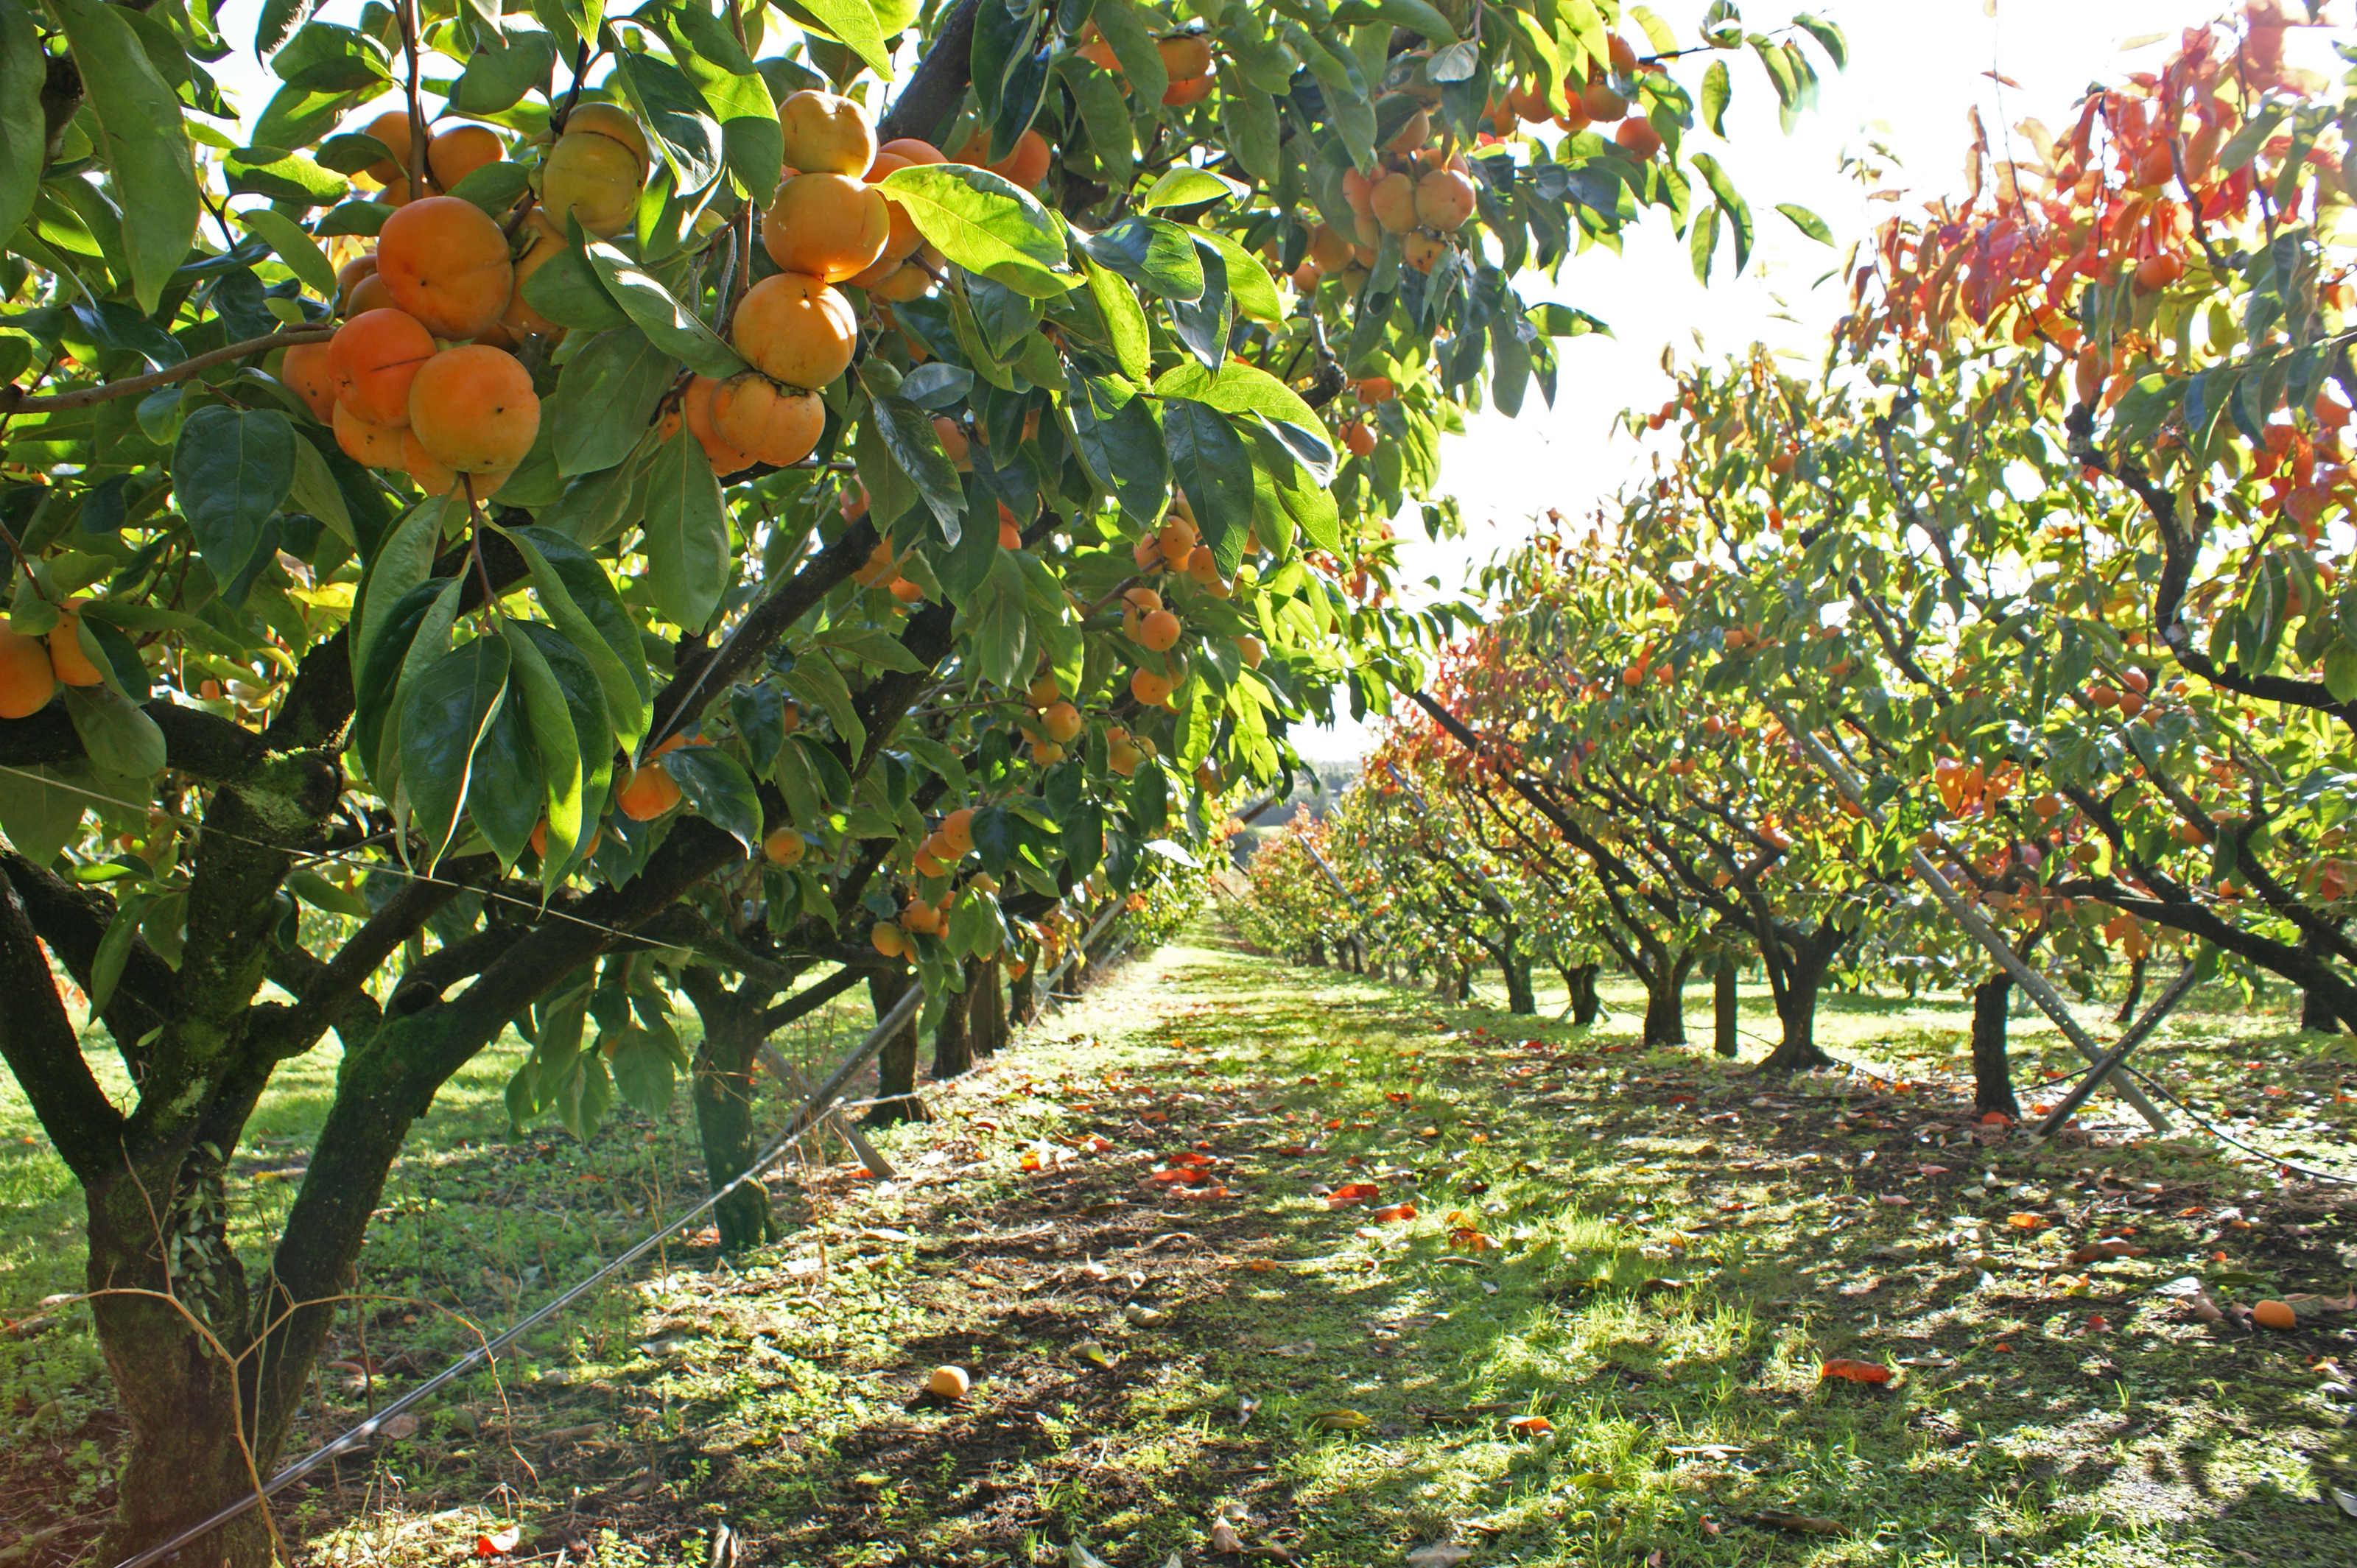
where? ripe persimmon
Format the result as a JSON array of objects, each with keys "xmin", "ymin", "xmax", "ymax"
[
  {"xmin": 1041, "ymin": 700, "xmax": 1084, "ymax": 743},
  {"xmin": 334, "ymin": 253, "xmax": 379, "ymax": 314},
  {"xmin": 1402, "ymin": 233, "xmax": 1443, "ymax": 273},
  {"xmin": 1237, "ymin": 634, "xmax": 1265, "ymax": 667},
  {"xmin": 988, "ymin": 129, "xmax": 1052, "ymax": 188},
  {"xmin": 1582, "ymin": 80, "xmax": 1629, "ymax": 122},
  {"xmin": 1369, "ymin": 172, "xmax": 1417, "ymax": 234},
  {"xmin": 1139, "ymin": 609, "xmax": 1181, "ymax": 652},
  {"xmin": 779, "ymin": 88, "xmax": 878, "ymax": 175},
  {"xmin": 933, "ymin": 415, "xmax": 972, "ymax": 469},
  {"xmin": 762, "ymin": 826, "xmax": 808, "ymax": 867},
  {"xmin": 616, "ymin": 762, "xmax": 683, "ymax": 820},
  {"xmin": 872, "ymin": 921, "xmax": 907, "ymax": 956},
  {"xmin": 358, "ymin": 109, "xmax": 421, "ymax": 186},
  {"xmin": 401, "ymin": 428, "xmax": 458, "ymax": 495},
  {"xmin": 681, "ymin": 374, "xmax": 756, "ymax": 475},
  {"xmin": 329, "ymin": 308, "xmax": 435, "ymax": 427},
  {"xmin": 1341, "ymin": 419, "xmax": 1376, "ymax": 457},
  {"xmin": 902, "ymin": 897, "xmax": 942, "ymax": 935},
  {"xmin": 1131, "ymin": 667, "xmax": 1175, "ymax": 706},
  {"xmin": 408, "ymin": 346, "xmax": 540, "ymax": 473},
  {"xmin": 426, "ymin": 124, "xmax": 502, "ymax": 190},
  {"xmin": 710, "ymin": 374, "xmax": 823, "ymax": 468},
  {"xmin": 1615, "ymin": 118, "xmax": 1662, "ymax": 161},
  {"xmin": 501, "ymin": 210, "xmax": 569, "ymax": 337},
  {"xmin": 541, "ymin": 105, "xmax": 649, "ymax": 239},
  {"xmin": 1414, "ymin": 169, "xmax": 1477, "ymax": 230},
  {"xmin": 332, "ymin": 400, "xmax": 407, "ymax": 468},
  {"xmin": 1159, "ymin": 33, "xmax": 1212, "ymax": 80},
  {"xmin": 940, "ymin": 806, "xmax": 977, "ymax": 857},
  {"xmin": 281, "ymin": 341, "xmax": 338, "ymax": 423},
  {"xmin": 345, "ymin": 271, "xmax": 397, "ymax": 315},
  {"xmin": 762, "ymin": 172, "xmax": 890, "ymax": 283},
  {"xmin": 376, "ymin": 196, "xmax": 515, "ymax": 340},
  {"xmin": 0, "ymin": 624, "xmax": 57, "ymax": 718},
  {"xmin": 731, "ymin": 272, "xmax": 857, "ymax": 388},
  {"xmin": 1162, "ymin": 74, "xmax": 1214, "ymax": 108},
  {"xmin": 47, "ymin": 603, "xmax": 102, "ymax": 686}
]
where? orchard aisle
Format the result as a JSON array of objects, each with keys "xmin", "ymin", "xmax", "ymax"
[{"xmin": 310, "ymin": 935, "xmax": 2349, "ymax": 1568}]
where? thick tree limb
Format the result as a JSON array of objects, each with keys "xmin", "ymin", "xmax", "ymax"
[
  {"xmin": 0, "ymin": 859, "xmax": 126, "ymax": 1183},
  {"xmin": 879, "ymin": 0, "xmax": 980, "ymax": 145}
]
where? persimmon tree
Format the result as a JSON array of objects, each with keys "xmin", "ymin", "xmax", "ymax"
[{"xmin": 0, "ymin": 0, "xmax": 1842, "ymax": 1557}]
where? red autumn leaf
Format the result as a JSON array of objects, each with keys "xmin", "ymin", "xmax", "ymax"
[
  {"xmin": 1371, "ymin": 1203, "xmax": 1417, "ymax": 1222},
  {"xmin": 1327, "ymin": 1182, "xmax": 1381, "ymax": 1208},
  {"xmin": 1145, "ymin": 1167, "xmax": 1209, "ymax": 1186},
  {"xmin": 476, "ymin": 1527, "xmax": 521, "ymax": 1558},
  {"xmin": 1171, "ymin": 1183, "xmax": 1231, "ymax": 1200},
  {"xmin": 1170, "ymin": 1150, "xmax": 1214, "ymax": 1167},
  {"xmin": 2006, "ymin": 1212, "xmax": 2048, "ymax": 1231},
  {"xmin": 1385, "ymin": 1091, "xmax": 1412, "ymax": 1104},
  {"xmin": 1506, "ymin": 1414, "xmax": 1554, "ymax": 1436},
  {"xmin": 1275, "ymin": 1144, "xmax": 1311, "ymax": 1157},
  {"xmin": 1978, "ymin": 1111, "xmax": 2013, "ymax": 1126},
  {"xmin": 1819, "ymin": 1360, "xmax": 1893, "ymax": 1385}
]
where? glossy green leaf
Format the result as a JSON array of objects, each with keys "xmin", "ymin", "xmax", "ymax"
[
  {"xmin": 63, "ymin": 686, "xmax": 166, "ymax": 778},
  {"xmin": 880, "ymin": 164, "xmax": 1072, "ymax": 298},
  {"xmin": 793, "ymin": 0, "xmax": 894, "ymax": 77},
  {"xmin": 1139, "ymin": 168, "xmax": 1246, "ymax": 212},
  {"xmin": 583, "ymin": 242, "xmax": 747, "ymax": 379},
  {"xmin": 1163, "ymin": 400, "xmax": 1254, "ymax": 569},
  {"xmin": 499, "ymin": 524, "xmax": 650, "ymax": 749},
  {"xmin": 233, "ymin": 207, "xmax": 339, "ymax": 300},
  {"xmin": 0, "ymin": 0, "xmax": 43, "ymax": 251},
  {"xmin": 664, "ymin": 745, "xmax": 763, "ymax": 855},
  {"xmin": 50, "ymin": 0, "xmax": 201, "ymax": 315},
  {"xmin": 501, "ymin": 616, "xmax": 586, "ymax": 877},
  {"xmin": 1775, "ymin": 203, "xmax": 1834, "ymax": 245},
  {"xmin": 871, "ymin": 393, "xmax": 967, "ymax": 542},
  {"xmin": 172, "ymin": 407, "xmax": 298, "ymax": 594},
  {"xmin": 397, "ymin": 636, "xmax": 511, "ymax": 868},
  {"xmin": 548, "ymin": 326, "xmax": 675, "ymax": 476},
  {"xmin": 642, "ymin": 432, "xmax": 730, "ymax": 632}
]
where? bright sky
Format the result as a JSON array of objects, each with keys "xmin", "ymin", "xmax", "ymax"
[{"xmin": 208, "ymin": 1, "xmax": 2321, "ymax": 760}]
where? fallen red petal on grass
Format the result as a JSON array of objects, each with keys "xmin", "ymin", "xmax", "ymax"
[
  {"xmin": 476, "ymin": 1527, "xmax": 521, "ymax": 1558},
  {"xmin": 1819, "ymin": 1359, "xmax": 1894, "ymax": 1385},
  {"xmin": 1327, "ymin": 1182, "xmax": 1381, "ymax": 1208}
]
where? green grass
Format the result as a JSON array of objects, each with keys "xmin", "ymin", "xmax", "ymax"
[{"xmin": 6, "ymin": 936, "xmax": 2357, "ymax": 1567}]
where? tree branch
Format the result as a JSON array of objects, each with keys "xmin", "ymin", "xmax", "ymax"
[
  {"xmin": 0, "ymin": 858, "xmax": 127, "ymax": 1184},
  {"xmin": 0, "ymin": 328, "xmax": 337, "ymax": 416}
]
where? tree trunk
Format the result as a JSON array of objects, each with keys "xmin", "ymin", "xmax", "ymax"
[
  {"xmin": 864, "ymin": 969, "xmax": 928, "ymax": 1127},
  {"xmin": 1714, "ymin": 963, "xmax": 1739, "ymax": 1058},
  {"xmin": 932, "ymin": 961, "xmax": 976, "ymax": 1079},
  {"xmin": 2303, "ymin": 983, "xmax": 2341, "ymax": 1033},
  {"xmin": 972, "ymin": 959, "xmax": 1008, "ymax": 1058},
  {"xmin": 1307, "ymin": 938, "xmax": 1326, "ymax": 967},
  {"xmin": 1640, "ymin": 954, "xmax": 1693, "ymax": 1046},
  {"xmin": 689, "ymin": 996, "xmax": 774, "ymax": 1253},
  {"xmin": 1010, "ymin": 959, "xmax": 1038, "ymax": 1027},
  {"xmin": 1568, "ymin": 964, "xmax": 1601, "ymax": 1026},
  {"xmin": 1754, "ymin": 929, "xmax": 1837, "ymax": 1072},
  {"xmin": 2112, "ymin": 954, "xmax": 2147, "ymax": 1025},
  {"xmin": 1970, "ymin": 969, "xmax": 2021, "ymax": 1119},
  {"xmin": 1502, "ymin": 952, "xmax": 1536, "ymax": 1015}
]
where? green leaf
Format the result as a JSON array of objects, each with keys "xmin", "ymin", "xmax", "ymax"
[
  {"xmin": 454, "ymin": 27, "xmax": 556, "ymax": 113},
  {"xmin": 1139, "ymin": 167, "xmax": 1246, "ymax": 211},
  {"xmin": 1699, "ymin": 57, "xmax": 1731, "ymax": 137},
  {"xmin": 499, "ymin": 524, "xmax": 650, "ymax": 749},
  {"xmin": 397, "ymin": 636, "xmax": 511, "ymax": 868},
  {"xmin": 1162, "ymin": 400, "xmax": 1254, "ymax": 570},
  {"xmin": 87, "ymin": 890, "xmax": 147, "ymax": 1016},
  {"xmin": 1791, "ymin": 12, "xmax": 1848, "ymax": 69},
  {"xmin": 0, "ymin": 0, "xmax": 46, "ymax": 251},
  {"xmin": 225, "ymin": 148, "xmax": 348, "ymax": 207},
  {"xmin": 664, "ymin": 745, "xmax": 763, "ymax": 854},
  {"xmin": 1080, "ymin": 250, "xmax": 1151, "ymax": 384},
  {"xmin": 871, "ymin": 393, "xmax": 967, "ymax": 543},
  {"xmin": 2325, "ymin": 642, "xmax": 2357, "ymax": 704},
  {"xmin": 1774, "ymin": 202, "xmax": 1833, "ymax": 246},
  {"xmin": 1687, "ymin": 152, "xmax": 1754, "ymax": 273},
  {"xmin": 446, "ymin": 158, "xmax": 531, "ymax": 216},
  {"xmin": 1067, "ymin": 369, "xmax": 1170, "ymax": 527},
  {"xmin": 1687, "ymin": 202, "xmax": 1719, "ymax": 284},
  {"xmin": 607, "ymin": 47, "xmax": 722, "ymax": 194},
  {"xmin": 966, "ymin": 549, "xmax": 1032, "ymax": 692},
  {"xmin": 642, "ymin": 432, "xmax": 729, "ymax": 632},
  {"xmin": 502, "ymin": 617, "xmax": 586, "ymax": 879},
  {"xmin": 0, "ymin": 764, "xmax": 88, "ymax": 867},
  {"xmin": 1191, "ymin": 229, "xmax": 1282, "ymax": 324},
  {"xmin": 63, "ymin": 686, "xmax": 166, "ymax": 778},
  {"xmin": 879, "ymin": 164, "xmax": 1073, "ymax": 298},
  {"xmin": 287, "ymin": 435, "xmax": 355, "ymax": 547},
  {"xmin": 583, "ymin": 242, "xmax": 746, "ymax": 378},
  {"xmin": 781, "ymin": 653, "xmax": 865, "ymax": 758},
  {"xmin": 1154, "ymin": 360, "xmax": 1331, "ymax": 468},
  {"xmin": 233, "ymin": 207, "xmax": 339, "ymax": 300},
  {"xmin": 793, "ymin": 0, "xmax": 894, "ymax": 77},
  {"xmin": 49, "ymin": 0, "xmax": 201, "ymax": 316},
  {"xmin": 608, "ymin": 1027, "xmax": 675, "ymax": 1114},
  {"xmin": 548, "ymin": 326, "xmax": 675, "ymax": 476},
  {"xmin": 172, "ymin": 407, "xmax": 298, "ymax": 593},
  {"xmin": 466, "ymin": 697, "xmax": 547, "ymax": 867},
  {"xmin": 1091, "ymin": 0, "xmax": 1167, "ymax": 105}
]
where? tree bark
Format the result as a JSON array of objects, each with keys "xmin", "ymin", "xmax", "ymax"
[
  {"xmin": 1640, "ymin": 954, "xmax": 1693, "ymax": 1047},
  {"xmin": 1970, "ymin": 969, "xmax": 2021, "ymax": 1119},
  {"xmin": 1010, "ymin": 958, "xmax": 1038, "ymax": 1026},
  {"xmin": 932, "ymin": 961, "xmax": 976, "ymax": 1079},
  {"xmin": 972, "ymin": 958, "xmax": 1008, "ymax": 1058},
  {"xmin": 2112, "ymin": 953, "xmax": 2147, "ymax": 1025},
  {"xmin": 864, "ymin": 969, "xmax": 927, "ymax": 1127},
  {"xmin": 682, "ymin": 973, "xmax": 775, "ymax": 1252},
  {"xmin": 1754, "ymin": 921, "xmax": 1839, "ymax": 1072},
  {"xmin": 1568, "ymin": 963, "xmax": 1601, "ymax": 1026},
  {"xmin": 1502, "ymin": 952, "xmax": 1536, "ymax": 1014},
  {"xmin": 1714, "ymin": 963, "xmax": 1739, "ymax": 1058}
]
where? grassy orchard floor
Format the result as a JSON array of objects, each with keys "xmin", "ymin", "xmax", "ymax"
[{"xmin": 4, "ymin": 939, "xmax": 2357, "ymax": 1565}]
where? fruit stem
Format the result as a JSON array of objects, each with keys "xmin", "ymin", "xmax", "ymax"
[{"xmin": 396, "ymin": 0, "xmax": 436, "ymax": 194}]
